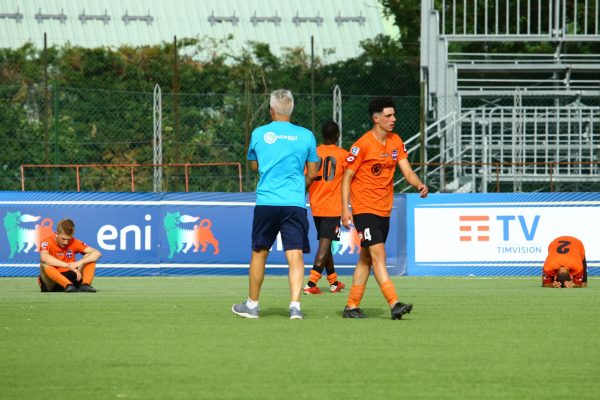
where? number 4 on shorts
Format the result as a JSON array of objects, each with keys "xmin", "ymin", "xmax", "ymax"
[{"xmin": 363, "ymin": 228, "xmax": 371, "ymax": 241}]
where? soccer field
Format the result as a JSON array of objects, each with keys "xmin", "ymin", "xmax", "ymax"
[{"xmin": 1, "ymin": 276, "xmax": 600, "ymax": 400}]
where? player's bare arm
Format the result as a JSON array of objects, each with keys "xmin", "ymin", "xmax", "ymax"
[
  {"xmin": 72, "ymin": 246, "xmax": 102, "ymax": 270},
  {"xmin": 341, "ymin": 168, "xmax": 355, "ymax": 228},
  {"xmin": 398, "ymin": 158, "xmax": 428, "ymax": 198},
  {"xmin": 249, "ymin": 160, "xmax": 258, "ymax": 172},
  {"xmin": 40, "ymin": 250, "xmax": 82, "ymax": 281},
  {"xmin": 40, "ymin": 250, "xmax": 70, "ymax": 270},
  {"xmin": 305, "ymin": 161, "xmax": 318, "ymax": 190}
]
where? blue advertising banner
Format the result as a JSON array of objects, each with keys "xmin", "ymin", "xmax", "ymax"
[
  {"xmin": 5, "ymin": 191, "xmax": 598, "ymax": 278},
  {"xmin": 0, "ymin": 191, "xmax": 405, "ymax": 277},
  {"xmin": 406, "ymin": 192, "xmax": 600, "ymax": 276}
]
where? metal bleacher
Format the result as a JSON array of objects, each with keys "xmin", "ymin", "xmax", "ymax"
[{"xmin": 410, "ymin": 0, "xmax": 600, "ymax": 193}]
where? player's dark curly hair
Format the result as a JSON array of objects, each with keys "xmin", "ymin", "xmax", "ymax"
[
  {"xmin": 556, "ymin": 266, "xmax": 572, "ymax": 287},
  {"xmin": 368, "ymin": 96, "xmax": 396, "ymax": 116},
  {"xmin": 321, "ymin": 120, "xmax": 340, "ymax": 142}
]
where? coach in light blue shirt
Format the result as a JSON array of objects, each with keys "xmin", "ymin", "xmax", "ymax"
[
  {"xmin": 232, "ymin": 89, "xmax": 319, "ymax": 320},
  {"xmin": 248, "ymin": 119, "xmax": 318, "ymax": 207}
]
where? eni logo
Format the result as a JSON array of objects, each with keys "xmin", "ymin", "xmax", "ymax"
[{"xmin": 264, "ymin": 132, "xmax": 277, "ymax": 144}]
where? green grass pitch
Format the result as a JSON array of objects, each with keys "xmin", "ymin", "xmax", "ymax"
[{"xmin": 1, "ymin": 276, "xmax": 600, "ymax": 399}]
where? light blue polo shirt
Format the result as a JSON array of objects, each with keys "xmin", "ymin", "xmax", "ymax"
[{"xmin": 247, "ymin": 121, "xmax": 318, "ymax": 208}]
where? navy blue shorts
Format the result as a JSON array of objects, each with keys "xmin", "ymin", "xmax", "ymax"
[{"xmin": 252, "ymin": 206, "xmax": 311, "ymax": 253}]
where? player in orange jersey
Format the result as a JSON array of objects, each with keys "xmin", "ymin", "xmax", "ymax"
[
  {"xmin": 38, "ymin": 219, "xmax": 102, "ymax": 293},
  {"xmin": 542, "ymin": 236, "xmax": 588, "ymax": 288},
  {"xmin": 341, "ymin": 97, "xmax": 428, "ymax": 319},
  {"xmin": 303, "ymin": 121, "xmax": 346, "ymax": 295}
]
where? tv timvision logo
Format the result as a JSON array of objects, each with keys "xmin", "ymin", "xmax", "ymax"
[{"xmin": 459, "ymin": 214, "xmax": 540, "ymax": 243}]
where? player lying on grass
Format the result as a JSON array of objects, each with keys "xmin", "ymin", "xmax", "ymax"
[
  {"xmin": 542, "ymin": 236, "xmax": 588, "ymax": 288},
  {"xmin": 38, "ymin": 218, "xmax": 102, "ymax": 293}
]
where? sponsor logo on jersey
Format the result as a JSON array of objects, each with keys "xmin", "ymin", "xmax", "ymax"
[
  {"xmin": 371, "ymin": 163, "xmax": 383, "ymax": 176},
  {"xmin": 263, "ymin": 132, "xmax": 298, "ymax": 144},
  {"xmin": 264, "ymin": 132, "xmax": 277, "ymax": 144},
  {"xmin": 346, "ymin": 155, "xmax": 356, "ymax": 163}
]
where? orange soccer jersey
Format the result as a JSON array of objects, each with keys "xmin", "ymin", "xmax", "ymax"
[
  {"xmin": 542, "ymin": 236, "xmax": 586, "ymax": 285},
  {"xmin": 309, "ymin": 144, "xmax": 347, "ymax": 217},
  {"xmin": 40, "ymin": 235, "xmax": 89, "ymax": 272},
  {"xmin": 343, "ymin": 131, "xmax": 408, "ymax": 217}
]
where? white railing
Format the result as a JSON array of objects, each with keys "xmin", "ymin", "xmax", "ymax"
[
  {"xmin": 400, "ymin": 103, "xmax": 600, "ymax": 193},
  {"xmin": 439, "ymin": 0, "xmax": 600, "ymax": 40}
]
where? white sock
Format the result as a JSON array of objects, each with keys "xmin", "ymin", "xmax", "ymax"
[
  {"xmin": 290, "ymin": 301, "xmax": 301, "ymax": 310},
  {"xmin": 246, "ymin": 298, "xmax": 259, "ymax": 309}
]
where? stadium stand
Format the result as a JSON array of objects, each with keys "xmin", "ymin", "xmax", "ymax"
[{"xmin": 414, "ymin": 0, "xmax": 600, "ymax": 193}]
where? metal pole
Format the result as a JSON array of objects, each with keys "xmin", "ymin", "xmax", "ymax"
[
  {"xmin": 332, "ymin": 85, "xmax": 342, "ymax": 147},
  {"xmin": 153, "ymin": 84, "xmax": 163, "ymax": 192},
  {"xmin": 76, "ymin": 165, "xmax": 80, "ymax": 192},
  {"xmin": 244, "ymin": 80, "xmax": 251, "ymax": 189},
  {"xmin": 419, "ymin": 81, "xmax": 426, "ymax": 182},
  {"xmin": 185, "ymin": 164, "xmax": 189, "ymax": 192},
  {"xmin": 311, "ymin": 35, "xmax": 315, "ymax": 134},
  {"xmin": 43, "ymin": 33, "xmax": 49, "ymax": 168},
  {"xmin": 53, "ymin": 78, "xmax": 59, "ymax": 190},
  {"xmin": 173, "ymin": 35, "xmax": 179, "ymax": 168},
  {"xmin": 20, "ymin": 165, "xmax": 25, "ymax": 191}
]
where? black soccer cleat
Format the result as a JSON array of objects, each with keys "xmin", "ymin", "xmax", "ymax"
[
  {"xmin": 78, "ymin": 284, "xmax": 97, "ymax": 293},
  {"xmin": 391, "ymin": 302, "xmax": 413, "ymax": 320},
  {"xmin": 342, "ymin": 307, "xmax": 368, "ymax": 318},
  {"xmin": 65, "ymin": 284, "xmax": 78, "ymax": 293}
]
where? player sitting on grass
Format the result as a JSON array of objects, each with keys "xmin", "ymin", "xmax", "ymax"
[
  {"xmin": 542, "ymin": 236, "xmax": 588, "ymax": 288},
  {"xmin": 38, "ymin": 218, "xmax": 102, "ymax": 293}
]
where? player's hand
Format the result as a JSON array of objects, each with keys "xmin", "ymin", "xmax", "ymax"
[
  {"xmin": 341, "ymin": 208, "xmax": 353, "ymax": 229},
  {"xmin": 68, "ymin": 263, "xmax": 82, "ymax": 281},
  {"xmin": 552, "ymin": 280, "xmax": 562, "ymax": 288},
  {"xmin": 418, "ymin": 184, "xmax": 428, "ymax": 198},
  {"xmin": 563, "ymin": 280, "xmax": 575, "ymax": 288}
]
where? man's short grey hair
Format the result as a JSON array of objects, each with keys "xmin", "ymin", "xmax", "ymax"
[{"xmin": 270, "ymin": 89, "xmax": 294, "ymax": 116}]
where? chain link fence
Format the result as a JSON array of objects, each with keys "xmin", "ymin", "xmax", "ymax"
[
  {"xmin": 2, "ymin": 42, "xmax": 599, "ymax": 193},
  {"xmin": 1, "ymin": 83, "xmax": 422, "ymax": 192}
]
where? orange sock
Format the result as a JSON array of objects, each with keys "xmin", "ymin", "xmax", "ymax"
[
  {"xmin": 43, "ymin": 266, "xmax": 73, "ymax": 289},
  {"xmin": 308, "ymin": 269, "xmax": 321, "ymax": 285},
  {"xmin": 380, "ymin": 280, "xmax": 398, "ymax": 306},
  {"xmin": 346, "ymin": 284, "xmax": 366, "ymax": 308},
  {"xmin": 82, "ymin": 262, "xmax": 96, "ymax": 285},
  {"xmin": 326, "ymin": 272, "xmax": 338, "ymax": 285}
]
